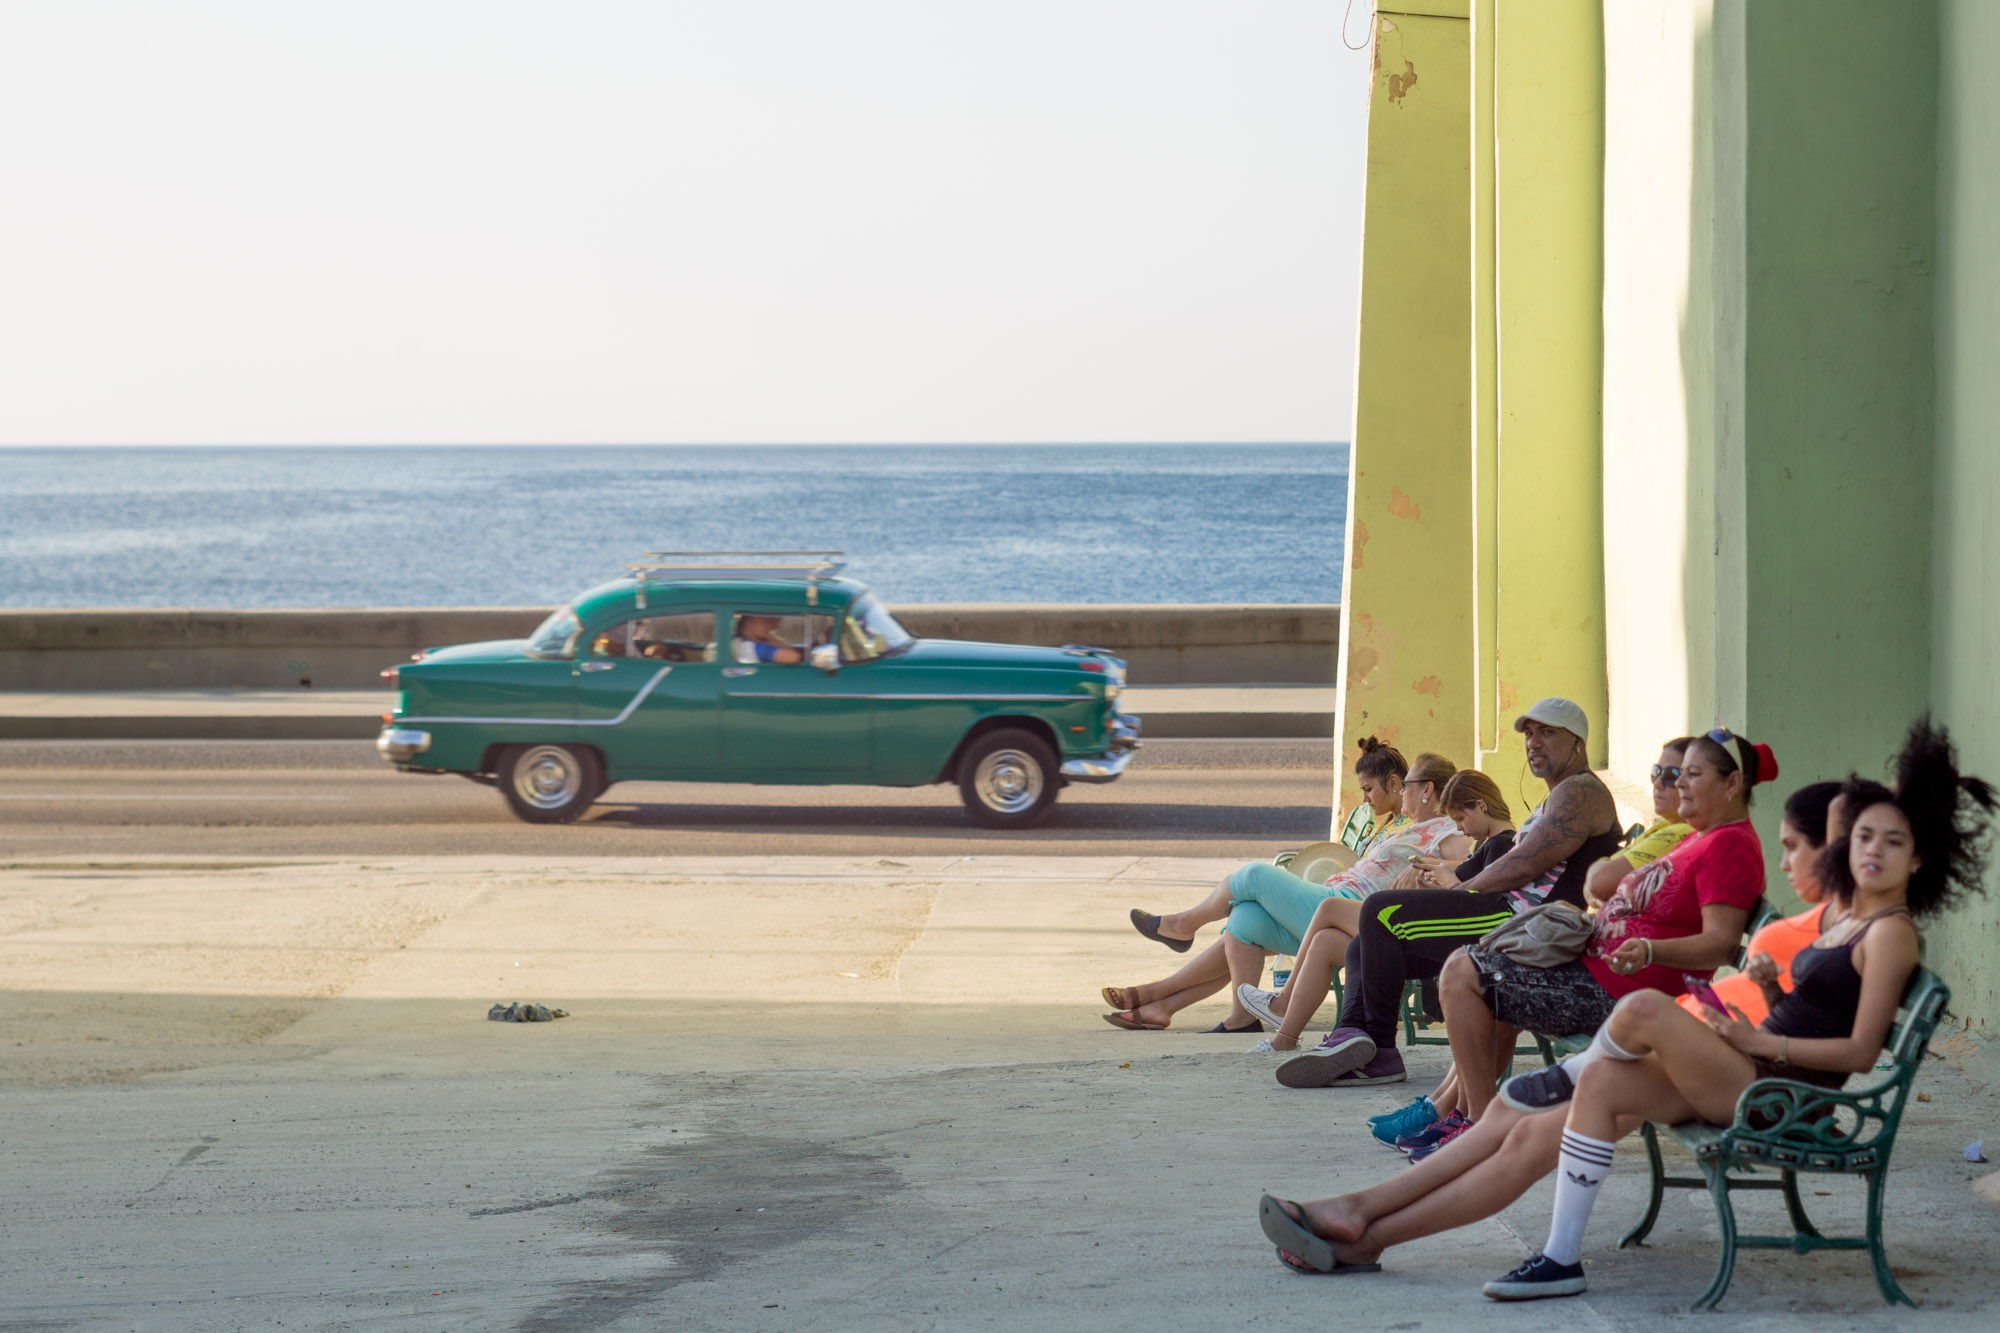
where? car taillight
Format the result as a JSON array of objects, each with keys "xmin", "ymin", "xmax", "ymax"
[
  {"xmin": 1079, "ymin": 660, "xmax": 1103, "ymax": 672},
  {"xmin": 381, "ymin": 667, "xmax": 399, "ymax": 687}
]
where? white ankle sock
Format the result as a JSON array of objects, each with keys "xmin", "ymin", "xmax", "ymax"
[
  {"xmin": 1543, "ymin": 1129, "xmax": 1617, "ymax": 1265},
  {"xmin": 1557, "ymin": 1025, "xmax": 1642, "ymax": 1080}
]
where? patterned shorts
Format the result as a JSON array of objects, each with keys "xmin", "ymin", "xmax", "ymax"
[{"xmin": 1462, "ymin": 947, "xmax": 1617, "ymax": 1037}]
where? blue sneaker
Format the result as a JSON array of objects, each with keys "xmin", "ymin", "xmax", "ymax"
[{"xmin": 1367, "ymin": 1095, "xmax": 1437, "ymax": 1145}]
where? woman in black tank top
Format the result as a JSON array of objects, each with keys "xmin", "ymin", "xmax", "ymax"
[{"xmin": 1474, "ymin": 719, "xmax": 1995, "ymax": 1302}]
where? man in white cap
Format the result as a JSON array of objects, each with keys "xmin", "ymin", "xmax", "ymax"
[{"xmin": 1276, "ymin": 697, "xmax": 1623, "ymax": 1093}]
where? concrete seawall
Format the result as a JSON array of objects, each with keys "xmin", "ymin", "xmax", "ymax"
[{"xmin": 0, "ymin": 605, "xmax": 1338, "ymax": 691}]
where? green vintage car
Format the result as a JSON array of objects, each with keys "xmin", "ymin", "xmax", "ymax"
[{"xmin": 375, "ymin": 554, "xmax": 1140, "ymax": 827}]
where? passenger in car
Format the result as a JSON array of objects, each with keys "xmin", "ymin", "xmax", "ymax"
[{"xmin": 732, "ymin": 615, "xmax": 803, "ymax": 665}]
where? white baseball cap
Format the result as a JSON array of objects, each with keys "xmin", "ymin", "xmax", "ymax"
[{"xmin": 1512, "ymin": 697, "xmax": 1589, "ymax": 743}]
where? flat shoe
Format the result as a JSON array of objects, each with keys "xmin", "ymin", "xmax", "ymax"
[
  {"xmin": 1101, "ymin": 986, "xmax": 1136, "ymax": 1010},
  {"xmin": 1129, "ymin": 908, "xmax": 1193, "ymax": 953},
  {"xmin": 1102, "ymin": 1011, "xmax": 1167, "ymax": 1031},
  {"xmin": 1258, "ymin": 1195, "xmax": 1380, "ymax": 1275},
  {"xmin": 1195, "ymin": 1020, "xmax": 1264, "ymax": 1034}
]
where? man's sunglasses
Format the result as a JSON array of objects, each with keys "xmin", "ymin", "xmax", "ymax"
[{"xmin": 1651, "ymin": 764, "xmax": 1682, "ymax": 784}]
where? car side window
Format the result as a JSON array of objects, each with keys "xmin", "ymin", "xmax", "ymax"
[
  {"xmin": 729, "ymin": 613, "xmax": 833, "ymax": 667},
  {"xmin": 591, "ymin": 612, "xmax": 717, "ymax": 662}
]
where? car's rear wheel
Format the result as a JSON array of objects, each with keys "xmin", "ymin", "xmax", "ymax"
[
  {"xmin": 958, "ymin": 728, "xmax": 1059, "ymax": 828},
  {"xmin": 499, "ymin": 744, "xmax": 604, "ymax": 824}
]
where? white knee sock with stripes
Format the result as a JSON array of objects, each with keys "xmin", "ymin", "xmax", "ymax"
[
  {"xmin": 1556, "ymin": 1024, "xmax": 1642, "ymax": 1081},
  {"xmin": 1543, "ymin": 1129, "xmax": 1618, "ymax": 1265}
]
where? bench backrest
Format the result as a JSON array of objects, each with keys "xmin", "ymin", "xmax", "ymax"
[
  {"xmin": 1884, "ymin": 964, "xmax": 1950, "ymax": 1071},
  {"xmin": 1732, "ymin": 964, "xmax": 1948, "ymax": 1161}
]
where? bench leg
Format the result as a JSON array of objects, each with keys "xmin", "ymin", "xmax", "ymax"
[
  {"xmin": 1619, "ymin": 1121, "xmax": 1666, "ymax": 1248},
  {"xmin": 1863, "ymin": 1168, "xmax": 1915, "ymax": 1307},
  {"xmin": 1692, "ymin": 1159, "xmax": 1740, "ymax": 1311},
  {"xmin": 1778, "ymin": 1168, "xmax": 1824, "ymax": 1243}
]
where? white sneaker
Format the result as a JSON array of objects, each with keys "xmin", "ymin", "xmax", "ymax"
[
  {"xmin": 1245, "ymin": 1037, "xmax": 1276, "ymax": 1052},
  {"xmin": 1236, "ymin": 983, "xmax": 1285, "ymax": 1029}
]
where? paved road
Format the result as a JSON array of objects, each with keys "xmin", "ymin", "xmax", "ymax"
[{"xmin": 0, "ymin": 739, "xmax": 1336, "ymax": 858}]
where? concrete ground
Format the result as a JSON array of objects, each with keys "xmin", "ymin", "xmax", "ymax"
[{"xmin": 4, "ymin": 853, "xmax": 1998, "ymax": 1331}]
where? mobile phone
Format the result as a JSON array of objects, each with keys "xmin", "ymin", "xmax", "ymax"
[{"xmin": 1683, "ymin": 974, "xmax": 1726, "ymax": 1013}]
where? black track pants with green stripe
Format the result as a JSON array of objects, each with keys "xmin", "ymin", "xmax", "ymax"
[{"xmin": 1334, "ymin": 888, "xmax": 1517, "ymax": 1047}]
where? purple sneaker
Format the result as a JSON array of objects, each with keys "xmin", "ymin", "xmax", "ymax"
[
  {"xmin": 1274, "ymin": 1027, "xmax": 1378, "ymax": 1089},
  {"xmin": 1280, "ymin": 1020, "xmax": 1376, "ymax": 1088},
  {"xmin": 1322, "ymin": 1045, "xmax": 1407, "ymax": 1088}
]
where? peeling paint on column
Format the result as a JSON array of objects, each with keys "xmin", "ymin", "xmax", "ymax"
[
  {"xmin": 1351, "ymin": 518, "xmax": 1371, "ymax": 569},
  {"xmin": 1388, "ymin": 60, "xmax": 1419, "ymax": 104},
  {"xmin": 1498, "ymin": 680, "xmax": 1518, "ymax": 711},
  {"xmin": 1388, "ymin": 487, "xmax": 1422, "ymax": 521},
  {"xmin": 1412, "ymin": 674, "xmax": 1442, "ymax": 695}
]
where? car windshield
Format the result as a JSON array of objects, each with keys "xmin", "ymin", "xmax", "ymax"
[
  {"xmin": 524, "ymin": 607, "xmax": 581, "ymax": 659},
  {"xmin": 842, "ymin": 594, "xmax": 913, "ymax": 661}
]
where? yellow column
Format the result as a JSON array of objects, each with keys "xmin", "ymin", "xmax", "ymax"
[
  {"xmin": 1486, "ymin": 0, "xmax": 1608, "ymax": 777},
  {"xmin": 1333, "ymin": 1, "xmax": 1475, "ymax": 822}
]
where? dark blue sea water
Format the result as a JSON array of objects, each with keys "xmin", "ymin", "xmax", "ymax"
[{"xmin": 0, "ymin": 444, "xmax": 1346, "ymax": 608}]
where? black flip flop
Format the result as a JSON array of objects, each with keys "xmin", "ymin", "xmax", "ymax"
[
  {"xmin": 1130, "ymin": 908, "xmax": 1192, "ymax": 953},
  {"xmin": 1259, "ymin": 1194, "xmax": 1380, "ymax": 1275},
  {"xmin": 1198, "ymin": 1020, "xmax": 1265, "ymax": 1034}
]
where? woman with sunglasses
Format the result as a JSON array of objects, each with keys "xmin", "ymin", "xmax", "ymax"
[
  {"xmin": 1583, "ymin": 739, "xmax": 1696, "ymax": 903},
  {"xmin": 1433, "ymin": 729, "xmax": 1774, "ymax": 1125},
  {"xmin": 1479, "ymin": 719, "xmax": 1992, "ymax": 1300}
]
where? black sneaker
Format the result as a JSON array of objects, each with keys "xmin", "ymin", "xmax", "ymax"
[
  {"xmin": 1482, "ymin": 1252, "xmax": 1587, "ymax": 1301},
  {"xmin": 1498, "ymin": 1062, "xmax": 1577, "ymax": 1114}
]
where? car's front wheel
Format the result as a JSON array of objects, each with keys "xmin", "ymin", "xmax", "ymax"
[
  {"xmin": 499, "ymin": 744, "xmax": 605, "ymax": 824},
  {"xmin": 958, "ymin": 728, "xmax": 1059, "ymax": 828}
]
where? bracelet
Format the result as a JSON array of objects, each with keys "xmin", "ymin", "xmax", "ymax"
[
  {"xmin": 1641, "ymin": 938, "xmax": 1655, "ymax": 967},
  {"xmin": 1776, "ymin": 1035, "xmax": 1790, "ymax": 1066}
]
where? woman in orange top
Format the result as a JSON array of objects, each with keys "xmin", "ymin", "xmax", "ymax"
[{"xmin": 1675, "ymin": 781, "xmax": 1840, "ymax": 1026}]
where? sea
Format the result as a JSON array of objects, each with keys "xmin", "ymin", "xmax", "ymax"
[{"xmin": 0, "ymin": 444, "xmax": 1346, "ymax": 608}]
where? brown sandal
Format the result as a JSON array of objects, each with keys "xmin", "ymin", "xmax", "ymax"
[{"xmin": 1102, "ymin": 986, "xmax": 1136, "ymax": 1010}]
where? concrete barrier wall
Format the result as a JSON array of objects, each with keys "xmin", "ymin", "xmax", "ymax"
[{"xmin": 0, "ymin": 605, "xmax": 1338, "ymax": 690}]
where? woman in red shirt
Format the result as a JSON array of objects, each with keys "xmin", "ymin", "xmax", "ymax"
[{"xmin": 1435, "ymin": 730, "xmax": 1776, "ymax": 1120}]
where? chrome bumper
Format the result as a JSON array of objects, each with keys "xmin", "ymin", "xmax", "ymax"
[
  {"xmin": 1061, "ymin": 713, "xmax": 1141, "ymax": 783},
  {"xmin": 376, "ymin": 727, "xmax": 432, "ymax": 762}
]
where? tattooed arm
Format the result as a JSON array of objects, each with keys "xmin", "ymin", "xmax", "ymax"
[{"xmin": 1452, "ymin": 772, "xmax": 1618, "ymax": 896}]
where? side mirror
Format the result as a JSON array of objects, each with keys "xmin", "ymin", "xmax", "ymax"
[{"xmin": 809, "ymin": 643, "xmax": 840, "ymax": 673}]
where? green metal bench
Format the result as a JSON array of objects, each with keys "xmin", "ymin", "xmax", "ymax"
[{"xmin": 1619, "ymin": 964, "xmax": 1949, "ymax": 1309}]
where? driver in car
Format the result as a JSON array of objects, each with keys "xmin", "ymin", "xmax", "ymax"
[{"xmin": 731, "ymin": 615, "xmax": 803, "ymax": 665}]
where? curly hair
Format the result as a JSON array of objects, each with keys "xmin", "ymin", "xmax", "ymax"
[
  {"xmin": 1353, "ymin": 735, "xmax": 1409, "ymax": 784},
  {"xmin": 1816, "ymin": 717, "xmax": 1996, "ymax": 918}
]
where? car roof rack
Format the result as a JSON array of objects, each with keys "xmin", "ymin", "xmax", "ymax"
[{"xmin": 623, "ymin": 551, "xmax": 848, "ymax": 608}]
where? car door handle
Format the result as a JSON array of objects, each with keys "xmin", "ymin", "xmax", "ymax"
[
  {"xmin": 580, "ymin": 661, "xmax": 616, "ymax": 672},
  {"xmin": 722, "ymin": 666, "xmax": 757, "ymax": 678}
]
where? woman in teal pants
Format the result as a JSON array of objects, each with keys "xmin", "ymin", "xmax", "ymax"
[{"xmin": 1104, "ymin": 749, "xmax": 1467, "ymax": 1032}]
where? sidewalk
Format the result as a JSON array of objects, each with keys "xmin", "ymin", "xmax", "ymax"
[
  {"xmin": 2, "ymin": 852, "xmax": 1995, "ymax": 1328},
  {"xmin": 0, "ymin": 683, "xmax": 1339, "ymax": 742}
]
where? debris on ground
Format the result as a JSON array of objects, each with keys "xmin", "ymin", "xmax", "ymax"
[{"xmin": 486, "ymin": 1002, "xmax": 568, "ymax": 1022}]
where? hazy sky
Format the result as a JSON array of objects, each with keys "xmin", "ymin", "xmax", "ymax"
[{"xmin": 0, "ymin": 2, "xmax": 1369, "ymax": 446}]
